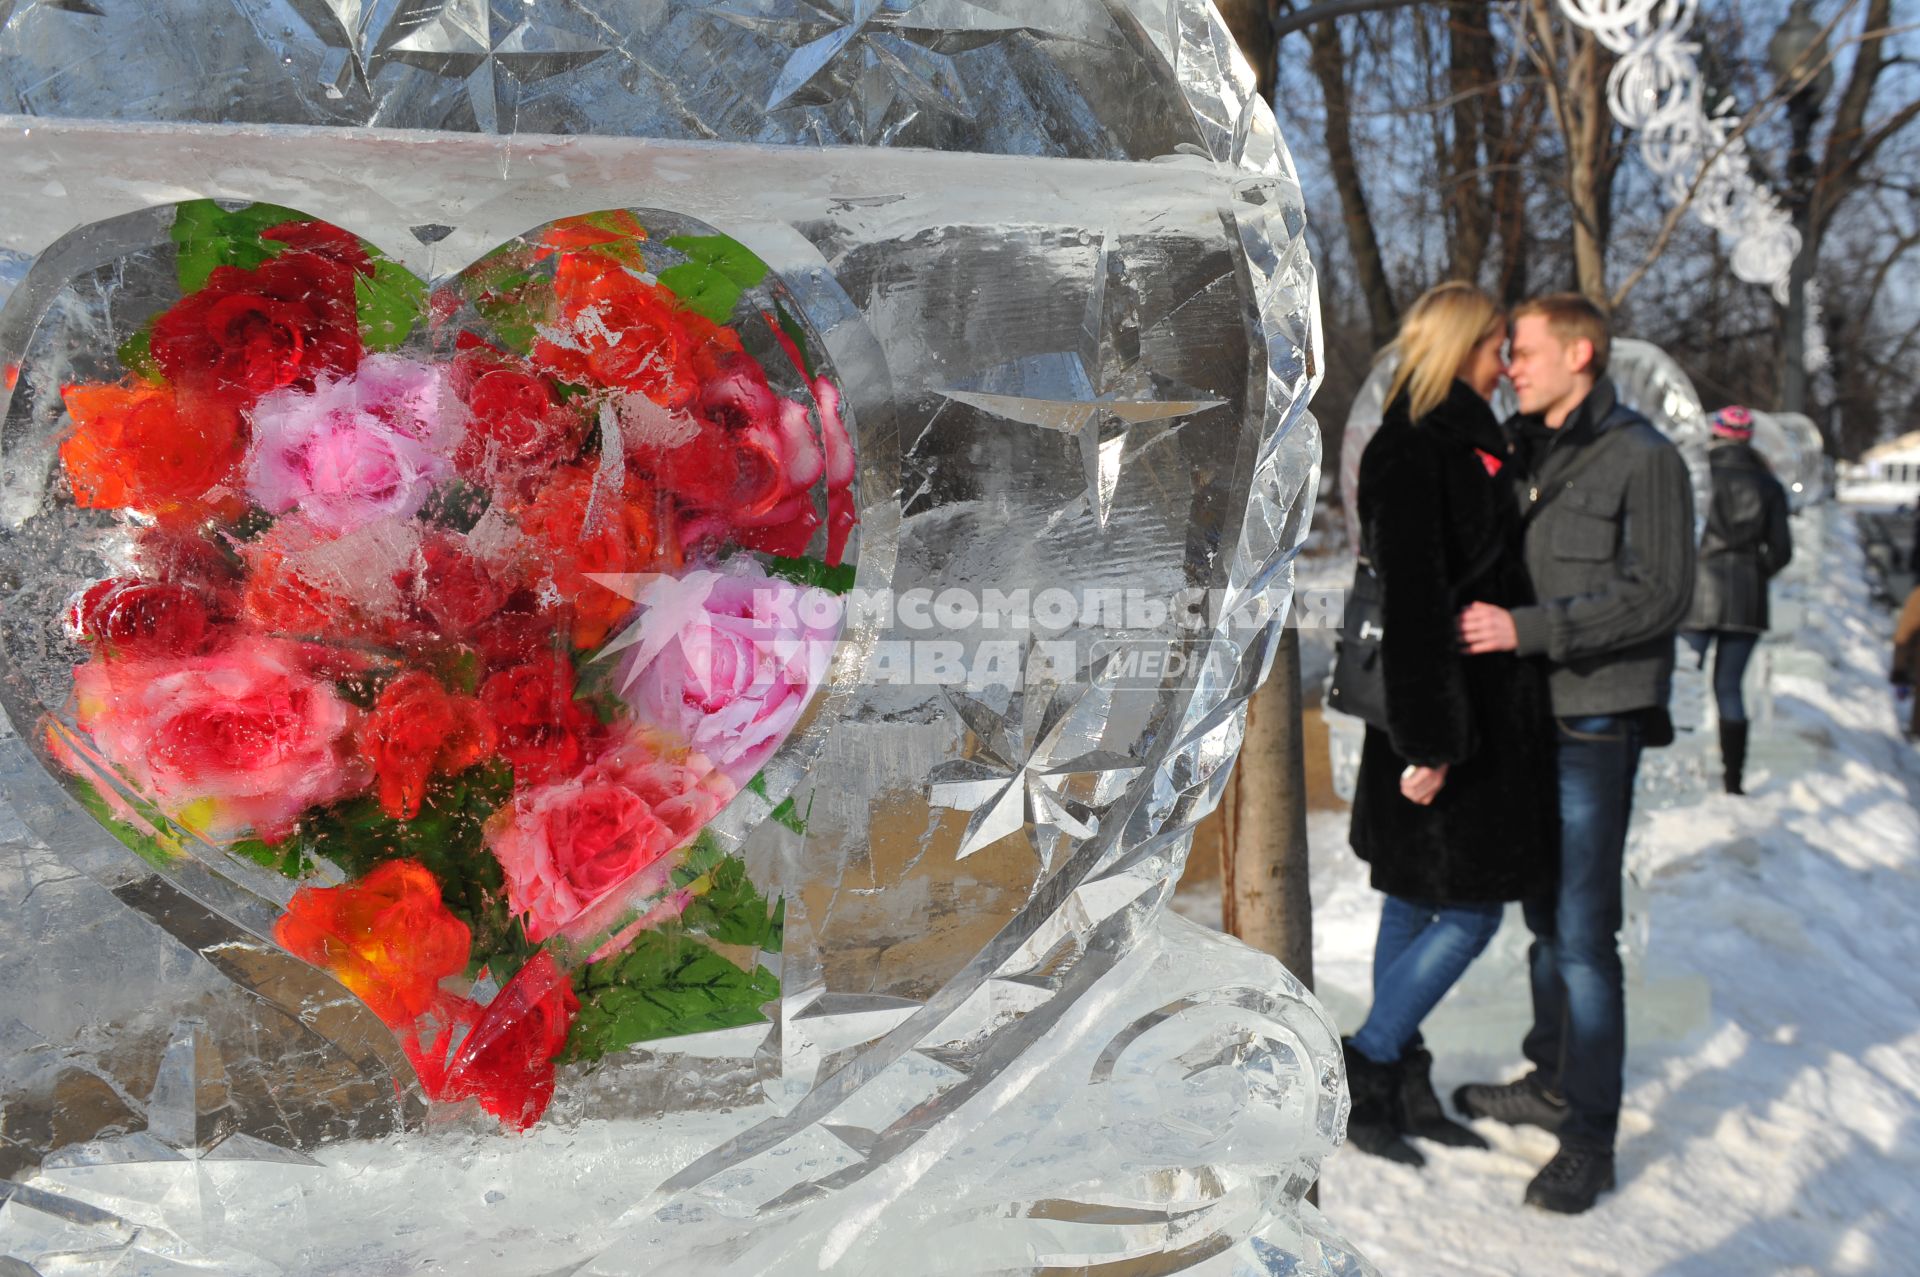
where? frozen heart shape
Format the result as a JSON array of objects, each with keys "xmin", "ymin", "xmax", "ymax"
[{"xmin": 7, "ymin": 201, "xmax": 857, "ymax": 1130}]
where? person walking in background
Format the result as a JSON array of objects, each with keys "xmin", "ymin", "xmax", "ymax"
[
  {"xmin": 1680, "ymin": 406, "xmax": 1793, "ymax": 794},
  {"xmin": 1889, "ymin": 582, "xmax": 1920, "ymax": 738},
  {"xmin": 1453, "ymin": 294, "xmax": 1695, "ymax": 1214},
  {"xmin": 1343, "ymin": 282, "xmax": 1559, "ymax": 1168}
]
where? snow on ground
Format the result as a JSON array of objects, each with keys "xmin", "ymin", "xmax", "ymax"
[{"xmin": 1181, "ymin": 512, "xmax": 1920, "ymax": 1275}]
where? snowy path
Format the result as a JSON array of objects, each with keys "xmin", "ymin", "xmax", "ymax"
[{"xmin": 1185, "ymin": 514, "xmax": 1920, "ymax": 1275}]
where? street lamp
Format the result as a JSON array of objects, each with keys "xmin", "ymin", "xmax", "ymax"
[{"xmin": 1769, "ymin": 0, "xmax": 1832, "ymax": 420}]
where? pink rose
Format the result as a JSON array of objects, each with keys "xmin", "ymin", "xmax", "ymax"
[
  {"xmin": 245, "ymin": 355, "xmax": 464, "ymax": 533},
  {"xmin": 596, "ymin": 736, "xmax": 738, "ymax": 843},
  {"xmin": 486, "ymin": 738, "xmax": 736, "ymax": 943},
  {"xmin": 605, "ymin": 562, "xmax": 835, "ymax": 779},
  {"xmin": 659, "ymin": 364, "xmax": 828, "ymax": 558},
  {"xmin": 62, "ymin": 638, "xmax": 367, "ymax": 841}
]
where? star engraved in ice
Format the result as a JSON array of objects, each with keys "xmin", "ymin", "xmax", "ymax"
[
  {"xmin": 927, "ymin": 676, "xmax": 1142, "ymax": 869},
  {"xmin": 941, "ymin": 236, "xmax": 1224, "ymax": 528},
  {"xmin": 695, "ymin": 0, "xmax": 1036, "ymax": 140},
  {"xmin": 377, "ymin": 0, "xmax": 611, "ymax": 132}
]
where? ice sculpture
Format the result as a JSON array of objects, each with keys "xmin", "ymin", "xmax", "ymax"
[
  {"xmin": 0, "ymin": 2, "xmax": 1369, "ymax": 1274},
  {"xmin": 1608, "ymin": 338, "xmax": 1713, "ymax": 528},
  {"xmin": 1748, "ymin": 410, "xmax": 1826, "ymax": 510}
]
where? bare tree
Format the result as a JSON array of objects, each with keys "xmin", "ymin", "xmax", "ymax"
[
  {"xmin": 1303, "ymin": 9, "xmax": 1402, "ymax": 346},
  {"xmin": 1218, "ymin": 0, "xmax": 1280, "ymax": 102},
  {"xmin": 1522, "ymin": 0, "xmax": 1622, "ymax": 306}
]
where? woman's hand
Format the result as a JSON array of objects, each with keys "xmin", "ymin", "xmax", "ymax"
[{"xmin": 1400, "ymin": 763, "xmax": 1450, "ymax": 806}]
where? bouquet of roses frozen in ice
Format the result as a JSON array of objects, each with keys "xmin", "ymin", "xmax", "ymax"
[{"xmin": 42, "ymin": 202, "xmax": 853, "ymax": 1129}]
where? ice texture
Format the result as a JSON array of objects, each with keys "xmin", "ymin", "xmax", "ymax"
[{"xmin": 0, "ymin": 2, "xmax": 1372, "ymax": 1272}]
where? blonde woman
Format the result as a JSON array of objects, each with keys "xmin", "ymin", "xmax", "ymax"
[{"xmin": 1343, "ymin": 282, "xmax": 1558, "ymax": 1165}]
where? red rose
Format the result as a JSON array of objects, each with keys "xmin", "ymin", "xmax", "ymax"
[
  {"xmin": 488, "ymin": 774, "xmax": 677, "ymax": 943},
  {"xmin": 452, "ymin": 348, "xmax": 584, "ymax": 493},
  {"xmin": 730, "ymin": 496, "xmax": 822, "ymax": 559},
  {"xmin": 151, "ymin": 250, "xmax": 361, "ymax": 407},
  {"xmin": 598, "ymin": 738, "xmax": 737, "ymax": 845},
  {"xmin": 242, "ymin": 540, "xmax": 369, "ymax": 639},
  {"xmin": 274, "ymin": 860, "xmax": 471, "ymax": 1029},
  {"xmin": 677, "ymin": 307, "xmax": 749, "ymax": 382},
  {"xmin": 359, "ymin": 672, "xmax": 496, "ymax": 820},
  {"xmin": 130, "ymin": 525, "xmax": 243, "ymax": 620},
  {"xmin": 66, "ymin": 578, "xmax": 212, "ymax": 659},
  {"xmin": 399, "ymin": 532, "xmax": 507, "ymax": 641},
  {"xmin": 404, "ymin": 951, "xmax": 579, "ymax": 1130},
  {"xmin": 480, "ymin": 654, "xmax": 603, "ymax": 786},
  {"xmin": 470, "ymin": 588, "xmax": 568, "ymax": 671},
  {"xmin": 655, "ymin": 415, "xmax": 784, "ymax": 516},
  {"xmin": 647, "ymin": 363, "xmax": 826, "ymax": 559},
  {"xmin": 260, "ymin": 220, "xmax": 376, "ymax": 277},
  {"xmin": 67, "ymin": 638, "xmax": 369, "ymax": 842}
]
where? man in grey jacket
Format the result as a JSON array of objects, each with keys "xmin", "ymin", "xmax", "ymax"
[{"xmin": 1450, "ymin": 294, "xmax": 1696, "ymax": 1214}]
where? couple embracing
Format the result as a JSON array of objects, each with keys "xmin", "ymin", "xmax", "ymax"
[{"xmin": 1339, "ymin": 285, "xmax": 1695, "ymax": 1214}]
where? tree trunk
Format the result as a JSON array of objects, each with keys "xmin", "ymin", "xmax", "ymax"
[
  {"xmin": 1307, "ymin": 16, "xmax": 1400, "ymax": 347},
  {"xmin": 1488, "ymin": 77, "xmax": 1542, "ymax": 305},
  {"xmin": 1444, "ymin": 0, "xmax": 1496, "ymax": 282},
  {"xmin": 1220, "ymin": 627, "xmax": 1314, "ymax": 991},
  {"xmin": 1526, "ymin": 0, "xmax": 1614, "ymax": 306},
  {"xmin": 1216, "ymin": 0, "xmax": 1279, "ymax": 103},
  {"xmin": 1564, "ymin": 26, "xmax": 1612, "ymax": 305}
]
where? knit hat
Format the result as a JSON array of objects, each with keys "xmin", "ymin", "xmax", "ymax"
[{"xmin": 1709, "ymin": 405, "xmax": 1755, "ymax": 439}]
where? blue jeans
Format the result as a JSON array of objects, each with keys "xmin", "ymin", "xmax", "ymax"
[
  {"xmin": 1350, "ymin": 895, "xmax": 1504, "ymax": 1065},
  {"xmin": 1523, "ymin": 712, "xmax": 1643, "ymax": 1150},
  {"xmin": 1683, "ymin": 630, "xmax": 1760, "ymax": 723}
]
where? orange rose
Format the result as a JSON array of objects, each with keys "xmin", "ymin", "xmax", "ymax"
[
  {"xmin": 274, "ymin": 860, "xmax": 471, "ymax": 1029},
  {"xmin": 359, "ymin": 672, "xmax": 496, "ymax": 821},
  {"xmin": 534, "ymin": 253, "xmax": 701, "ymax": 408},
  {"xmin": 509, "ymin": 464, "xmax": 665, "ymax": 649},
  {"xmin": 59, "ymin": 381, "xmax": 244, "ymax": 521}
]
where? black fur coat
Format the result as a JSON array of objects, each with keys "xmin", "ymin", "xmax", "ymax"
[{"xmin": 1347, "ymin": 381, "xmax": 1559, "ymax": 904}]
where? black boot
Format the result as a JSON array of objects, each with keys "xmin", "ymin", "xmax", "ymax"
[
  {"xmin": 1341, "ymin": 1039, "xmax": 1425, "ymax": 1167},
  {"xmin": 1524, "ymin": 1143, "xmax": 1616, "ymax": 1214},
  {"xmin": 1399, "ymin": 1044, "xmax": 1490, "ymax": 1149},
  {"xmin": 1720, "ymin": 720, "xmax": 1749, "ymax": 795},
  {"xmin": 1452, "ymin": 1072, "xmax": 1569, "ymax": 1134}
]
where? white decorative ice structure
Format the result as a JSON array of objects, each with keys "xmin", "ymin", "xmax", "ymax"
[{"xmin": 0, "ymin": 3, "xmax": 1371, "ymax": 1273}]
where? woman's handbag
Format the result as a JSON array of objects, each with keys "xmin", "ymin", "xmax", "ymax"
[
  {"xmin": 1326, "ymin": 556, "xmax": 1390, "ymax": 728},
  {"xmin": 1327, "ymin": 533, "xmax": 1505, "ymax": 733}
]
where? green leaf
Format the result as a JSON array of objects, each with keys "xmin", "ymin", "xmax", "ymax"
[
  {"xmin": 421, "ymin": 479, "xmax": 491, "ymax": 534},
  {"xmin": 288, "ymin": 761, "xmax": 532, "ymax": 974},
  {"xmin": 170, "ymin": 199, "xmax": 309, "ymax": 293},
  {"xmin": 769, "ymin": 792, "xmax": 812, "ymax": 839},
  {"xmin": 656, "ymin": 233, "xmax": 768, "ymax": 324},
  {"xmin": 562, "ymin": 928, "xmax": 779, "ymax": 1063},
  {"xmin": 227, "ymin": 505, "xmax": 277, "ymax": 542},
  {"xmin": 66, "ymin": 780, "xmax": 178, "ymax": 871},
  {"xmin": 115, "ymin": 325, "xmax": 162, "ymax": 385},
  {"xmin": 357, "ymin": 256, "xmax": 427, "ymax": 351},
  {"xmin": 464, "ymin": 248, "xmax": 546, "ymax": 355},
  {"xmin": 568, "ymin": 646, "xmax": 629, "ymax": 727},
  {"xmin": 763, "ymin": 555, "xmax": 856, "ymax": 595},
  {"xmin": 230, "ymin": 836, "xmax": 313, "ymax": 881},
  {"xmin": 677, "ymin": 850, "xmax": 783, "ymax": 950},
  {"xmin": 773, "ymin": 300, "xmax": 816, "ymax": 381}
]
